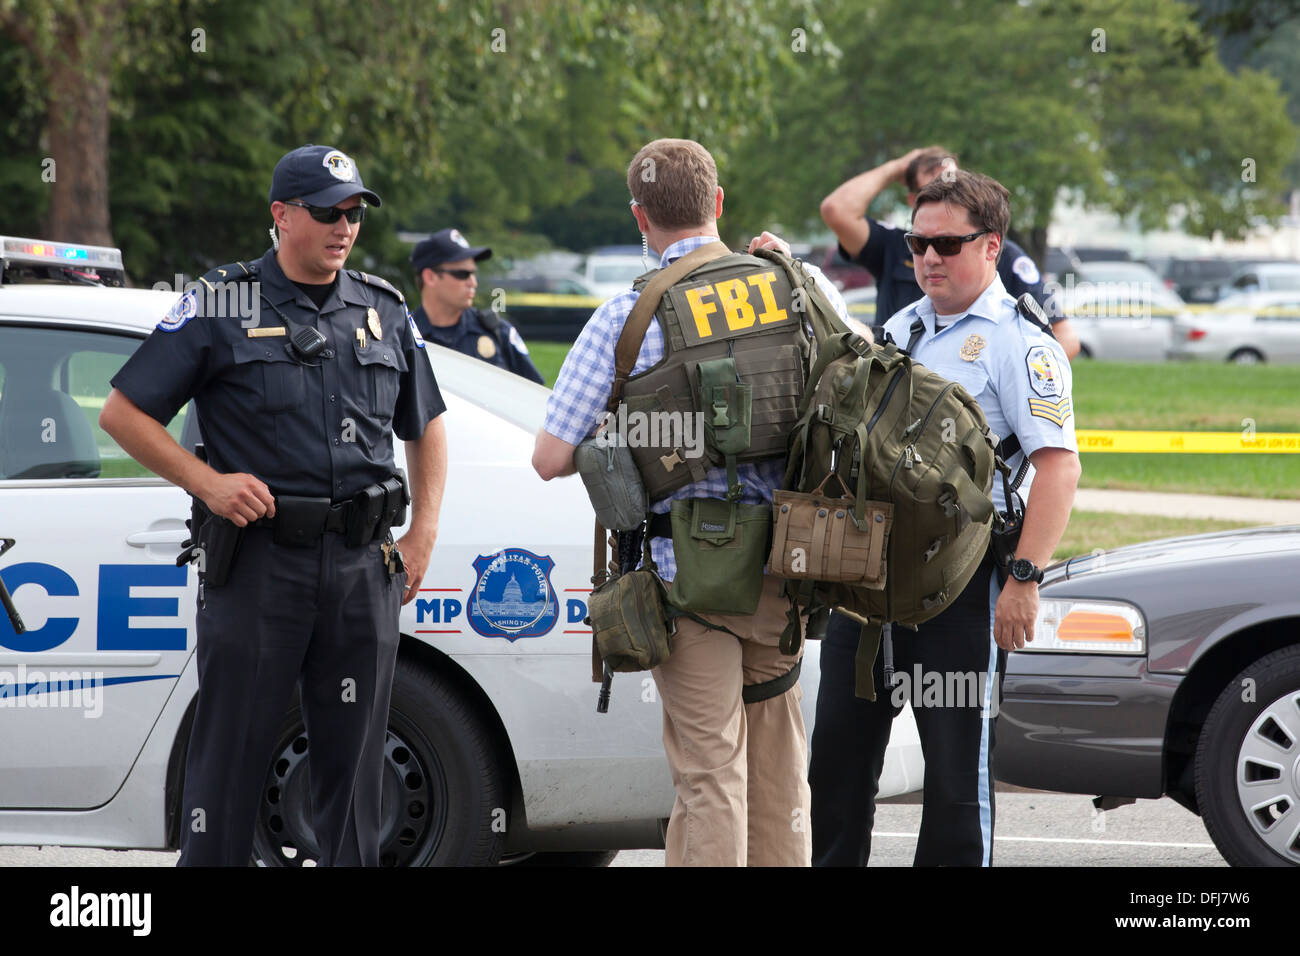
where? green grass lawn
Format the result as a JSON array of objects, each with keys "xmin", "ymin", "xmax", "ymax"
[
  {"xmin": 1071, "ymin": 360, "xmax": 1300, "ymax": 499},
  {"xmin": 529, "ymin": 341, "xmax": 570, "ymax": 387},
  {"xmin": 1053, "ymin": 510, "xmax": 1260, "ymax": 561},
  {"xmin": 1071, "ymin": 361, "xmax": 1300, "ymax": 431}
]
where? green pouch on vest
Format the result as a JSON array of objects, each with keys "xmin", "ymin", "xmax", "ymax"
[
  {"xmin": 697, "ymin": 358, "xmax": 752, "ymax": 457},
  {"xmin": 666, "ymin": 497, "xmax": 771, "ymax": 616},
  {"xmin": 586, "ymin": 569, "xmax": 675, "ymax": 672}
]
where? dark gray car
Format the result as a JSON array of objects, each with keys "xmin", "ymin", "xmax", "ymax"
[{"xmin": 997, "ymin": 526, "xmax": 1300, "ymax": 866}]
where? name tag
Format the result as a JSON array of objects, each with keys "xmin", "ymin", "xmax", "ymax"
[{"xmin": 246, "ymin": 326, "xmax": 287, "ymax": 338}]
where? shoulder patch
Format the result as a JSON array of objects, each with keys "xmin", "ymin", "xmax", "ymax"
[
  {"xmin": 407, "ymin": 309, "xmax": 426, "ymax": 349},
  {"xmin": 350, "ymin": 270, "xmax": 405, "ymax": 304},
  {"xmin": 157, "ymin": 290, "xmax": 198, "ymax": 332},
  {"xmin": 1025, "ymin": 345, "xmax": 1064, "ymax": 398},
  {"xmin": 1010, "ymin": 255, "xmax": 1040, "ymax": 286},
  {"xmin": 507, "ymin": 323, "xmax": 529, "ymax": 355}
]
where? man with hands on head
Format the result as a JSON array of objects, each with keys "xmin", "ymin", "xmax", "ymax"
[
  {"xmin": 820, "ymin": 146, "xmax": 1080, "ymax": 359},
  {"xmin": 809, "ymin": 170, "xmax": 1080, "ymax": 867},
  {"xmin": 100, "ymin": 143, "xmax": 447, "ymax": 866}
]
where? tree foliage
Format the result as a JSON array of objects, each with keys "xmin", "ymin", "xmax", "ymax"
[{"xmin": 0, "ymin": 0, "xmax": 1294, "ymax": 288}]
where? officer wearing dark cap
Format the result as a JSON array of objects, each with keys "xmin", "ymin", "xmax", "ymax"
[
  {"xmin": 409, "ymin": 228, "xmax": 544, "ymax": 383},
  {"xmin": 100, "ymin": 143, "xmax": 448, "ymax": 866}
]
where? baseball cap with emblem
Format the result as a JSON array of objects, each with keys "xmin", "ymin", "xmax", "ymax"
[
  {"xmin": 410, "ymin": 228, "xmax": 492, "ymax": 272},
  {"xmin": 269, "ymin": 144, "xmax": 382, "ymax": 207}
]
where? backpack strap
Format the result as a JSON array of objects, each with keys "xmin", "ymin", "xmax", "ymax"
[
  {"xmin": 742, "ymin": 658, "xmax": 802, "ymax": 704},
  {"xmin": 855, "ymin": 619, "xmax": 884, "ymax": 700},
  {"xmin": 591, "ymin": 520, "xmax": 607, "ymax": 685},
  {"xmin": 608, "ymin": 241, "xmax": 730, "ymax": 411}
]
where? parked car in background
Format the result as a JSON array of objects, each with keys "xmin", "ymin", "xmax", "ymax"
[
  {"xmin": 999, "ymin": 526, "xmax": 1300, "ymax": 867},
  {"xmin": 490, "ymin": 272, "xmax": 598, "ymax": 296},
  {"xmin": 809, "ymin": 244, "xmax": 874, "ymax": 292},
  {"xmin": 582, "ymin": 246, "xmax": 649, "ymax": 299},
  {"xmin": 1219, "ymin": 262, "xmax": 1300, "ymax": 301},
  {"xmin": 1049, "ymin": 260, "xmax": 1187, "ymax": 360},
  {"xmin": 1170, "ymin": 290, "xmax": 1300, "ymax": 364},
  {"xmin": 484, "ymin": 272, "xmax": 604, "ymax": 343},
  {"xmin": 1162, "ymin": 256, "xmax": 1243, "ymax": 304}
]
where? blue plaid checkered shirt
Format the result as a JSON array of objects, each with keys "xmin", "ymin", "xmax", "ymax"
[{"xmin": 543, "ymin": 236, "xmax": 850, "ymax": 580}]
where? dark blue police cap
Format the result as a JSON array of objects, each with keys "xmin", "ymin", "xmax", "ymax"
[
  {"xmin": 410, "ymin": 228, "xmax": 492, "ymax": 272},
  {"xmin": 269, "ymin": 144, "xmax": 382, "ymax": 208}
]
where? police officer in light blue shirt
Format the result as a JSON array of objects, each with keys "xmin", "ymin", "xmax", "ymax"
[{"xmin": 809, "ymin": 170, "xmax": 1081, "ymax": 867}]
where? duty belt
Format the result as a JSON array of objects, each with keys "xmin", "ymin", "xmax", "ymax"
[{"xmin": 258, "ymin": 473, "xmax": 409, "ymax": 548}]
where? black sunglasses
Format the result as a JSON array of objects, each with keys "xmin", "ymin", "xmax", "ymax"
[
  {"xmin": 283, "ymin": 199, "xmax": 366, "ymax": 224},
  {"xmin": 904, "ymin": 229, "xmax": 989, "ymax": 257},
  {"xmin": 434, "ymin": 268, "xmax": 477, "ymax": 280}
]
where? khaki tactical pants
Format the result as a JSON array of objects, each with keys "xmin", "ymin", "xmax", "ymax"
[{"xmin": 651, "ymin": 575, "xmax": 811, "ymax": 866}]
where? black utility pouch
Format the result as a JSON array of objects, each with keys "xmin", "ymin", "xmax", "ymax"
[
  {"xmin": 346, "ymin": 484, "xmax": 385, "ymax": 547},
  {"xmin": 272, "ymin": 496, "xmax": 331, "ymax": 548},
  {"xmin": 198, "ymin": 514, "xmax": 244, "ymax": 587},
  {"xmin": 379, "ymin": 476, "xmax": 407, "ymax": 536}
]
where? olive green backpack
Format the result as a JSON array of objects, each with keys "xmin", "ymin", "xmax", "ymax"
[{"xmin": 773, "ymin": 266, "xmax": 1000, "ymax": 700}]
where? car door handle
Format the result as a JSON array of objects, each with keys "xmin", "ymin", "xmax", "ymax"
[{"xmin": 126, "ymin": 529, "xmax": 189, "ymax": 548}]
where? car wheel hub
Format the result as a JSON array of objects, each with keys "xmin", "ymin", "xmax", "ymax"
[
  {"xmin": 254, "ymin": 727, "xmax": 447, "ymax": 866},
  {"xmin": 1235, "ymin": 689, "xmax": 1300, "ymax": 863}
]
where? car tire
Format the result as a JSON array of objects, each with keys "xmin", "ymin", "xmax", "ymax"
[
  {"xmin": 251, "ymin": 657, "xmax": 508, "ymax": 867},
  {"xmin": 1228, "ymin": 348, "xmax": 1264, "ymax": 365},
  {"xmin": 1194, "ymin": 644, "xmax": 1300, "ymax": 866}
]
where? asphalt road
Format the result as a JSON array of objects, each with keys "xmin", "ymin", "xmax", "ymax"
[{"xmin": 0, "ymin": 789, "xmax": 1223, "ymax": 867}]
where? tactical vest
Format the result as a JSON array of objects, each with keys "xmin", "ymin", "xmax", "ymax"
[{"xmin": 610, "ymin": 243, "xmax": 813, "ymax": 501}]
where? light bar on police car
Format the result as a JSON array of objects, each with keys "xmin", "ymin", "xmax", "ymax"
[
  {"xmin": 1023, "ymin": 598, "xmax": 1146, "ymax": 654},
  {"xmin": 1, "ymin": 236, "xmax": 123, "ymax": 271}
]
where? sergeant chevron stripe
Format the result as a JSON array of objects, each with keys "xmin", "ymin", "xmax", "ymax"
[{"xmin": 1027, "ymin": 395, "xmax": 1072, "ymax": 426}]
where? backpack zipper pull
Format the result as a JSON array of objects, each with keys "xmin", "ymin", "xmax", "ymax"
[{"xmin": 904, "ymin": 445, "xmax": 915, "ymax": 469}]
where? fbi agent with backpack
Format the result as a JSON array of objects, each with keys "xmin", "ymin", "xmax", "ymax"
[
  {"xmin": 409, "ymin": 228, "xmax": 544, "ymax": 384},
  {"xmin": 534, "ymin": 138, "xmax": 850, "ymax": 866},
  {"xmin": 101, "ymin": 144, "xmax": 448, "ymax": 866},
  {"xmin": 809, "ymin": 171, "xmax": 1080, "ymax": 866}
]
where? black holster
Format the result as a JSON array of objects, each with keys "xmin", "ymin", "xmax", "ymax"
[
  {"xmin": 344, "ymin": 472, "xmax": 408, "ymax": 546},
  {"xmin": 990, "ymin": 510, "xmax": 1023, "ymax": 588},
  {"xmin": 179, "ymin": 498, "xmax": 244, "ymax": 587}
]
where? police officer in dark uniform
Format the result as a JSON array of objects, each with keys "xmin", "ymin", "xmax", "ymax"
[
  {"xmin": 409, "ymin": 228, "xmax": 544, "ymax": 383},
  {"xmin": 820, "ymin": 146, "xmax": 1081, "ymax": 359},
  {"xmin": 100, "ymin": 144, "xmax": 448, "ymax": 866}
]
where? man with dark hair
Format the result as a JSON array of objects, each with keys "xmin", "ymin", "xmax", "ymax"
[
  {"xmin": 533, "ymin": 137, "xmax": 849, "ymax": 866},
  {"xmin": 409, "ymin": 228, "xmax": 543, "ymax": 383},
  {"xmin": 809, "ymin": 169, "xmax": 1080, "ymax": 866},
  {"xmin": 820, "ymin": 147, "xmax": 1079, "ymax": 358},
  {"xmin": 100, "ymin": 144, "xmax": 448, "ymax": 866}
]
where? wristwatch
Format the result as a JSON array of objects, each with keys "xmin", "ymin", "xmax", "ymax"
[{"xmin": 1008, "ymin": 556, "xmax": 1044, "ymax": 584}]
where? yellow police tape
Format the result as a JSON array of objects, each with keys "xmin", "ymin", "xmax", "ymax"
[{"xmin": 1077, "ymin": 430, "xmax": 1300, "ymax": 453}]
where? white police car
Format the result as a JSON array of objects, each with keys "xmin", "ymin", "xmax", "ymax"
[{"xmin": 0, "ymin": 237, "xmax": 922, "ymax": 866}]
